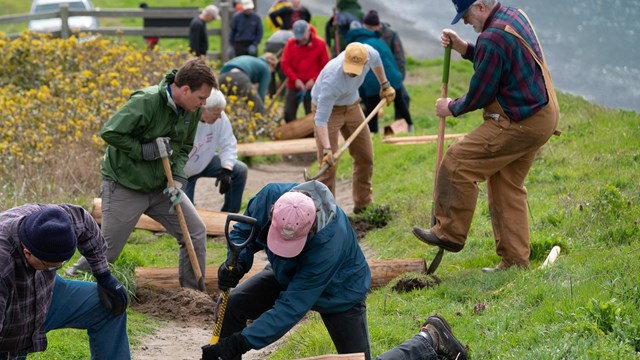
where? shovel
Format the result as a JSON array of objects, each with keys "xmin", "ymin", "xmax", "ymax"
[
  {"xmin": 304, "ymin": 98, "xmax": 386, "ymax": 181},
  {"xmin": 426, "ymin": 44, "xmax": 452, "ymax": 275},
  {"xmin": 159, "ymin": 139, "xmax": 205, "ymax": 291},
  {"xmin": 209, "ymin": 213, "xmax": 259, "ymax": 345}
]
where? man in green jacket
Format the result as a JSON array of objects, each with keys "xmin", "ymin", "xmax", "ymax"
[{"xmin": 66, "ymin": 58, "xmax": 217, "ymax": 291}]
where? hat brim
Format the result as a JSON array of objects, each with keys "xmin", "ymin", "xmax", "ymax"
[
  {"xmin": 451, "ymin": 9, "xmax": 468, "ymax": 25},
  {"xmin": 343, "ymin": 62, "xmax": 364, "ymax": 76},
  {"xmin": 267, "ymin": 226, "xmax": 306, "ymax": 258}
]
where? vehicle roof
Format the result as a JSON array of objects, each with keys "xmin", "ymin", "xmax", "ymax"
[{"xmin": 32, "ymin": 0, "xmax": 90, "ymax": 6}]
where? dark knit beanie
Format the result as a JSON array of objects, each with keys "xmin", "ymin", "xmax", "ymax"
[
  {"xmin": 363, "ymin": 10, "xmax": 380, "ymax": 26},
  {"xmin": 19, "ymin": 207, "xmax": 77, "ymax": 262}
]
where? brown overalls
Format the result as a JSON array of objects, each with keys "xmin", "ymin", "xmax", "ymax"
[{"xmin": 432, "ymin": 11, "xmax": 560, "ymax": 267}]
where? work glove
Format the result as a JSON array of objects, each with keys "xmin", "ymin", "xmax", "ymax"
[
  {"xmin": 320, "ymin": 148, "xmax": 336, "ymax": 169},
  {"xmin": 163, "ymin": 177, "xmax": 185, "ymax": 213},
  {"xmin": 95, "ymin": 270, "xmax": 129, "ymax": 317},
  {"xmin": 217, "ymin": 261, "xmax": 244, "ymax": 291},
  {"xmin": 379, "ymin": 81, "xmax": 396, "ymax": 105},
  {"xmin": 247, "ymin": 44, "xmax": 257, "ymax": 55},
  {"xmin": 215, "ymin": 169, "xmax": 232, "ymax": 195},
  {"xmin": 201, "ymin": 332, "xmax": 252, "ymax": 360},
  {"xmin": 141, "ymin": 137, "xmax": 172, "ymax": 161}
]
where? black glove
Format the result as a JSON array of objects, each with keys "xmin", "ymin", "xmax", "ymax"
[
  {"xmin": 215, "ymin": 169, "xmax": 232, "ymax": 195},
  {"xmin": 201, "ymin": 332, "xmax": 252, "ymax": 360},
  {"xmin": 95, "ymin": 270, "xmax": 129, "ymax": 317},
  {"xmin": 141, "ymin": 137, "xmax": 172, "ymax": 161},
  {"xmin": 217, "ymin": 261, "xmax": 244, "ymax": 291}
]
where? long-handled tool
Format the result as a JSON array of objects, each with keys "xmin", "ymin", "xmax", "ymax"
[
  {"xmin": 159, "ymin": 141, "xmax": 206, "ymax": 292},
  {"xmin": 426, "ymin": 44, "xmax": 452, "ymax": 275},
  {"xmin": 304, "ymin": 98, "xmax": 386, "ymax": 181},
  {"xmin": 210, "ymin": 213, "xmax": 259, "ymax": 345},
  {"xmin": 265, "ymin": 76, "xmax": 288, "ymax": 114}
]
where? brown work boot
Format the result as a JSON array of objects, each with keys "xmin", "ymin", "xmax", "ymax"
[
  {"xmin": 420, "ymin": 315, "xmax": 468, "ymax": 360},
  {"xmin": 412, "ymin": 226, "xmax": 464, "ymax": 252}
]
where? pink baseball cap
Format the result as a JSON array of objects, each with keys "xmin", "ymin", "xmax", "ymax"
[{"xmin": 267, "ymin": 191, "xmax": 316, "ymax": 258}]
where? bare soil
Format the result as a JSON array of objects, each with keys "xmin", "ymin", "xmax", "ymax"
[{"xmin": 132, "ymin": 155, "xmax": 358, "ymax": 360}]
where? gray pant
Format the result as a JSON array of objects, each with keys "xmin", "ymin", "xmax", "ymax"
[
  {"xmin": 376, "ymin": 334, "xmax": 437, "ymax": 360},
  {"xmin": 74, "ymin": 180, "xmax": 207, "ymax": 290}
]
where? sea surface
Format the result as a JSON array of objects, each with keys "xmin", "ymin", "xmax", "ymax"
[{"xmin": 257, "ymin": 0, "xmax": 640, "ymax": 112}]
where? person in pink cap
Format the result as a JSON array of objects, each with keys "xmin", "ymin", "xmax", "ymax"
[{"xmin": 203, "ymin": 181, "xmax": 373, "ymax": 359}]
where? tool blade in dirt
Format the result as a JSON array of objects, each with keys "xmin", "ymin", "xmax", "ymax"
[{"xmin": 426, "ymin": 248, "xmax": 444, "ymax": 275}]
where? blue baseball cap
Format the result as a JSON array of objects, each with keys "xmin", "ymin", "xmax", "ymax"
[{"xmin": 451, "ymin": 0, "xmax": 476, "ymax": 25}]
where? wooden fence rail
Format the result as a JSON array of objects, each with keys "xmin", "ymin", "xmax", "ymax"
[{"xmin": 0, "ymin": 3, "xmax": 232, "ymax": 61}]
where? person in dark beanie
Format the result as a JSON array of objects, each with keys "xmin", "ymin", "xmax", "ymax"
[{"xmin": 0, "ymin": 204, "xmax": 130, "ymax": 359}]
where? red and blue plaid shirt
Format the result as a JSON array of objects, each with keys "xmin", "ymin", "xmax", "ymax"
[
  {"xmin": 450, "ymin": 4, "xmax": 549, "ymax": 121},
  {"xmin": 0, "ymin": 204, "xmax": 109, "ymax": 356}
]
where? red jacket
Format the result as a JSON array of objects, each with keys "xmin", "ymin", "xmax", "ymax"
[{"xmin": 280, "ymin": 25, "xmax": 330, "ymax": 89}]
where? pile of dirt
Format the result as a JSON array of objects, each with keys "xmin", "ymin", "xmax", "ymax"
[
  {"xmin": 392, "ymin": 274, "xmax": 441, "ymax": 293},
  {"xmin": 133, "ymin": 287, "xmax": 216, "ymax": 325}
]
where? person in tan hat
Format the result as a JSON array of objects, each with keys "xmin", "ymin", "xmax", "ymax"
[
  {"xmin": 202, "ymin": 181, "xmax": 374, "ymax": 359},
  {"xmin": 310, "ymin": 42, "xmax": 396, "ymax": 214}
]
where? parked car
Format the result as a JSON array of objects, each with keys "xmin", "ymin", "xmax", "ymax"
[{"xmin": 28, "ymin": 0, "xmax": 98, "ymax": 33}]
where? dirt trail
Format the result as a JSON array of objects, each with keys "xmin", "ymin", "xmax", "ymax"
[{"xmin": 132, "ymin": 155, "xmax": 354, "ymax": 359}]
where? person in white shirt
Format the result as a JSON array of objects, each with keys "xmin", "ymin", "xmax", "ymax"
[
  {"xmin": 184, "ymin": 89, "xmax": 248, "ymax": 213},
  {"xmin": 311, "ymin": 42, "xmax": 395, "ymax": 214}
]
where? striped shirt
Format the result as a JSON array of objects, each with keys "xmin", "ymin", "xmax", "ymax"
[
  {"xmin": 0, "ymin": 204, "xmax": 109, "ymax": 355},
  {"xmin": 449, "ymin": 4, "xmax": 549, "ymax": 121}
]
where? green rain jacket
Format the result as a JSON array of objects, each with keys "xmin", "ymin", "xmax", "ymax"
[{"xmin": 100, "ymin": 69, "xmax": 201, "ymax": 192}]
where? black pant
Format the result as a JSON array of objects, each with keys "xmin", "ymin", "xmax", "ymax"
[
  {"xmin": 234, "ymin": 41, "xmax": 255, "ymax": 57},
  {"xmin": 221, "ymin": 265, "xmax": 372, "ymax": 359},
  {"xmin": 284, "ymin": 87, "xmax": 312, "ymax": 122},
  {"xmin": 362, "ymin": 85, "xmax": 413, "ymax": 133},
  {"xmin": 219, "ymin": 70, "xmax": 265, "ymax": 114}
]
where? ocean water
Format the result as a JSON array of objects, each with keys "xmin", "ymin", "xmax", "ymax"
[{"xmin": 258, "ymin": 0, "xmax": 640, "ymax": 112}]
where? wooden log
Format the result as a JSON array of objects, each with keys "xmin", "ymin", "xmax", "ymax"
[
  {"xmin": 296, "ymin": 354, "xmax": 365, "ymax": 360},
  {"xmin": 90, "ymin": 198, "xmax": 229, "ymax": 236},
  {"xmin": 382, "ymin": 133, "xmax": 466, "ymax": 145},
  {"xmin": 383, "ymin": 119, "xmax": 409, "ymax": 137},
  {"xmin": 274, "ymin": 113, "xmax": 314, "ymax": 140},
  {"xmin": 135, "ymin": 258, "xmax": 426, "ymax": 295},
  {"xmin": 237, "ymin": 138, "xmax": 317, "ymax": 157}
]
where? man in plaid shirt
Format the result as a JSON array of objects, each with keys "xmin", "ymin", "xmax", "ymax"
[
  {"xmin": 0, "ymin": 204, "xmax": 129, "ymax": 359},
  {"xmin": 413, "ymin": 0, "xmax": 560, "ymax": 272}
]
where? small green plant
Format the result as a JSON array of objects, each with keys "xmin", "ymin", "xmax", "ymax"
[{"xmin": 356, "ymin": 204, "xmax": 393, "ymax": 228}]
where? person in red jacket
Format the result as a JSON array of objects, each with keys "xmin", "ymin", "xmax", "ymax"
[{"xmin": 280, "ymin": 20, "xmax": 330, "ymax": 122}]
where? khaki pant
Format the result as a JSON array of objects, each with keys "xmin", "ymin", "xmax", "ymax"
[
  {"xmin": 74, "ymin": 180, "xmax": 207, "ymax": 290},
  {"xmin": 432, "ymin": 99, "xmax": 558, "ymax": 267},
  {"xmin": 313, "ymin": 102, "xmax": 374, "ymax": 210}
]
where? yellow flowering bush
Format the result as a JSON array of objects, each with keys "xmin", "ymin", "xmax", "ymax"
[
  {"xmin": 0, "ymin": 31, "xmax": 186, "ymax": 208},
  {"xmin": 219, "ymin": 82, "xmax": 282, "ymax": 143},
  {"xmin": 0, "ymin": 31, "xmax": 284, "ymax": 209}
]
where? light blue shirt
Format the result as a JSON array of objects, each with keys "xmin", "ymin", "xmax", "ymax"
[{"xmin": 311, "ymin": 44, "xmax": 381, "ymax": 126}]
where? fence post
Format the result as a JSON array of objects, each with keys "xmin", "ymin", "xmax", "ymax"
[
  {"xmin": 220, "ymin": 1, "xmax": 230, "ymax": 63},
  {"xmin": 60, "ymin": 4, "xmax": 70, "ymax": 39}
]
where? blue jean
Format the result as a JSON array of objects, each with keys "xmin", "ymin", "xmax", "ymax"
[
  {"xmin": 376, "ymin": 334, "xmax": 437, "ymax": 360},
  {"xmin": 185, "ymin": 156, "xmax": 248, "ymax": 213},
  {"xmin": 222, "ymin": 266, "xmax": 372, "ymax": 360},
  {"xmin": 0, "ymin": 276, "xmax": 130, "ymax": 360}
]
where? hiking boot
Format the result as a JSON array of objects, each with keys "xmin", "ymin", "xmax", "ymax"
[
  {"xmin": 412, "ymin": 227, "xmax": 464, "ymax": 253},
  {"xmin": 420, "ymin": 315, "xmax": 468, "ymax": 360}
]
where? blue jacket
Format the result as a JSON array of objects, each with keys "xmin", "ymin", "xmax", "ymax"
[
  {"xmin": 346, "ymin": 28, "xmax": 403, "ymax": 97},
  {"xmin": 231, "ymin": 182, "xmax": 371, "ymax": 349}
]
